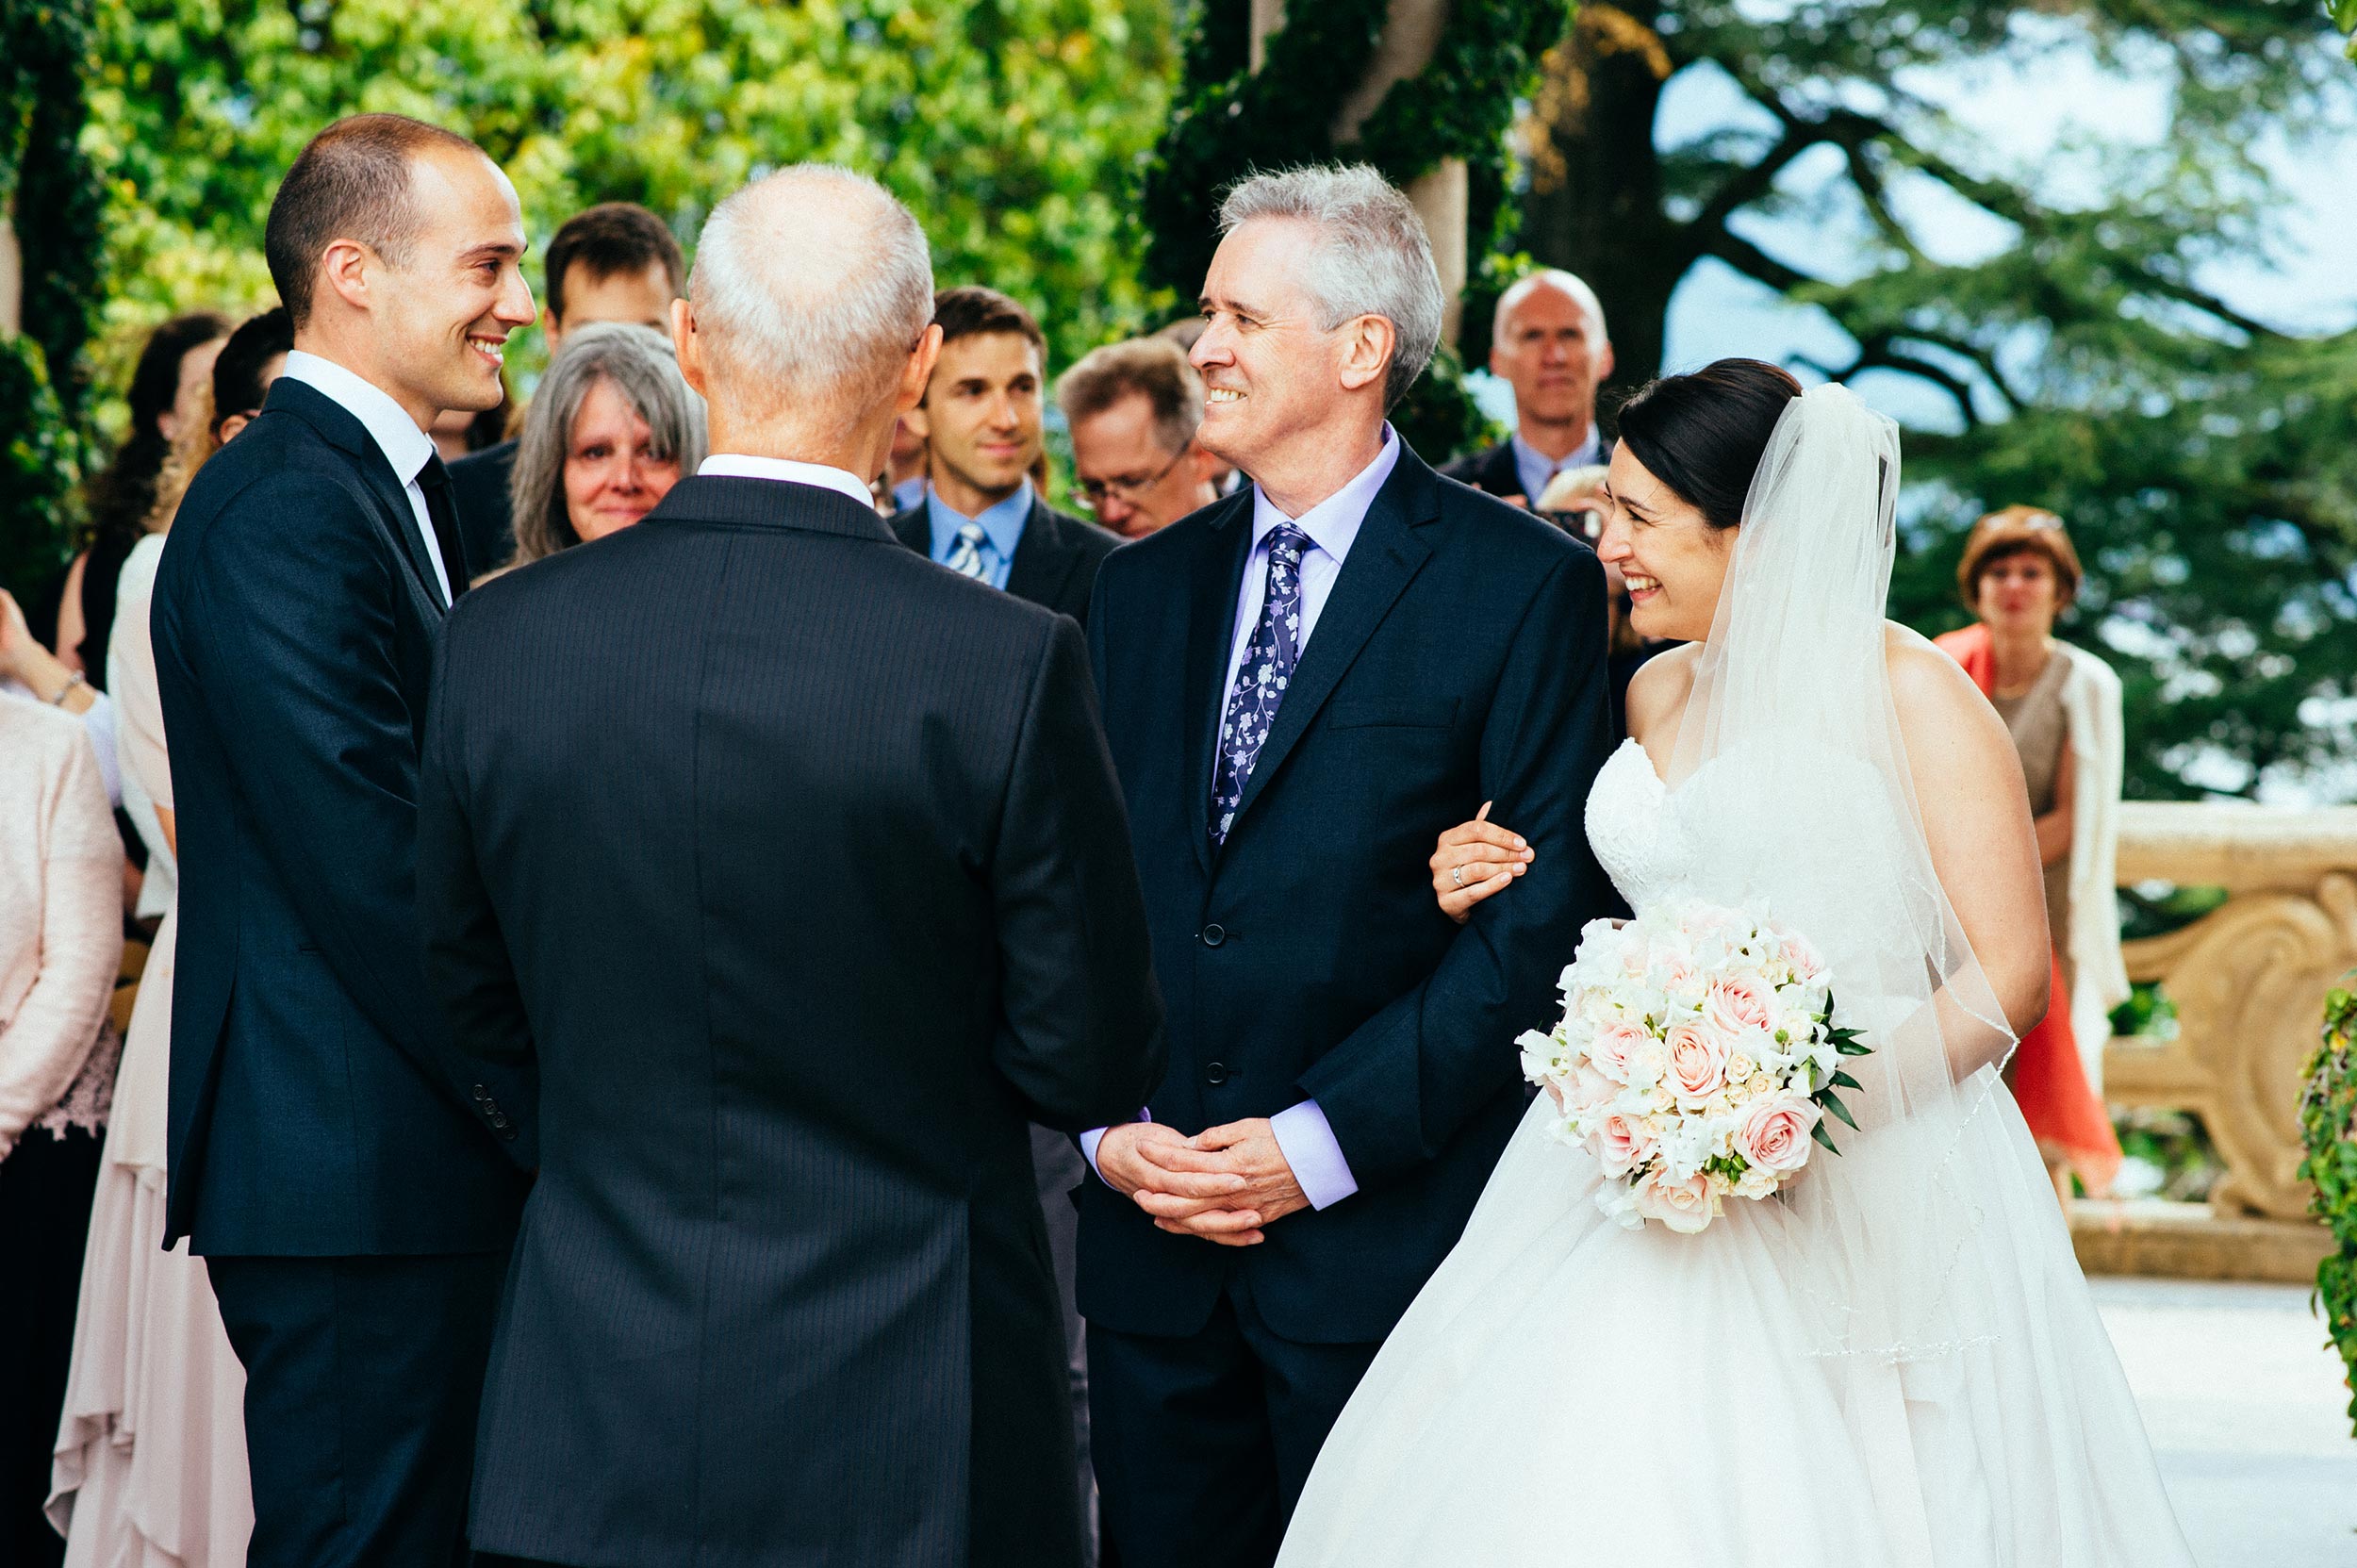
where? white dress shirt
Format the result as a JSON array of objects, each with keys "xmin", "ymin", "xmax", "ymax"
[
  {"xmin": 1082, "ymin": 426, "xmax": 1405, "ymax": 1213},
  {"xmin": 698, "ymin": 454, "xmax": 878, "ymax": 509},
  {"xmin": 277, "ymin": 351, "xmax": 450, "ymax": 606}
]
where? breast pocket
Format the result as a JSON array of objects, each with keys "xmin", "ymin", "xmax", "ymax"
[{"xmin": 1325, "ymin": 697, "xmax": 1459, "ymax": 732}]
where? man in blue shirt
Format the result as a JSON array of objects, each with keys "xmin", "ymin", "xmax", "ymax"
[{"xmin": 889, "ymin": 288, "xmax": 1118, "ymax": 623}]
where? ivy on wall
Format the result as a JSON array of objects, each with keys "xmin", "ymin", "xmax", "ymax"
[
  {"xmin": 0, "ymin": 0, "xmax": 107, "ymax": 588},
  {"xmin": 1142, "ymin": 0, "xmax": 1569, "ymax": 459},
  {"xmin": 2300, "ymin": 983, "xmax": 2357, "ymax": 1436}
]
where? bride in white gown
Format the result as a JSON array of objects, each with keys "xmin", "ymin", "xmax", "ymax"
[{"xmin": 1277, "ymin": 363, "xmax": 2193, "ymax": 1567}]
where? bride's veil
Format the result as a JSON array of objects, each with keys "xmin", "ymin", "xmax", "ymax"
[{"xmin": 1662, "ymin": 384, "xmax": 2021, "ymax": 1373}]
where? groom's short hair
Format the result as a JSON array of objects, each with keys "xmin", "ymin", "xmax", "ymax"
[
  {"xmin": 266, "ymin": 114, "xmax": 486, "ymax": 328},
  {"xmin": 687, "ymin": 166, "xmax": 934, "ymax": 442}
]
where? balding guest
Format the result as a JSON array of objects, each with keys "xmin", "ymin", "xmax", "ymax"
[
  {"xmin": 417, "ymin": 165, "xmax": 1162, "ymax": 1568},
  {"xmin": 1059, "ymin": 337, "xmax": 1224, "ymax": 539},
  {"xmin": 1442, "ymin": 270, "xmax": 1615, "ymax": 507}
]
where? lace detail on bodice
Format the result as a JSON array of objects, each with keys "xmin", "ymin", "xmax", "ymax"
[{"xmin": 1585, "ymin": 739, "xmax": 1694, "ymax": 914}]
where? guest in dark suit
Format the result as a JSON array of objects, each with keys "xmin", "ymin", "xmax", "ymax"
[
  {"xmin": 1441, "ymin": 269, "xmax": 1615, "ymax": 505},
  {"xmin": 149, "ymin": 114, "xmax": 538, "ymax": 1567},
  {"xmin": 448, "ymin": 202, "xmax": 684, "ymax": 570},
  {"xmin": 1079, "ymin": 167, "xmax": 1621, "ymax": 1568},
  {"xmin": 418, "ymin": 165, "xmax": 1165, "ymax": 1568},
  {"xmin": 886, "ymin": 287, "xmax": 1120, "ymax": 621},
  {"xmin": 882, "ymin": 283, "xmax": 1124, "ymax": 1559}
]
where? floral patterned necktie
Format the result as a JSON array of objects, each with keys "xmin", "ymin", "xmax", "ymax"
[{"xmin": 1211, "ymin": 524, "xmax": 1310, "ymax": 847}]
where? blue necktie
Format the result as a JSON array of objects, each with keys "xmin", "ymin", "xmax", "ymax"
[{"xmin": 1211, "ymin": 524, "xmax": 1310, "ymax": 846}]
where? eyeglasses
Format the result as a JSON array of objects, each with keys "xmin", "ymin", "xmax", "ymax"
[{"xmin": 1077, "ymin": 446, "xmax": 1190, "ymax": 509}]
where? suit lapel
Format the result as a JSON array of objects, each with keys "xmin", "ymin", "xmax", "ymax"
[
  {"xmin": 1222, "ymin": 451, "xmax": 1439, "ymax": 841},
  {"xmin": 269, "ymin": 379, "xmax": 448, "ymax": 615},
  {"xmin": 1484, "ymin": 440, "xmax": 1522, "ymax": 500},
  {"xmin": 1003, "ymin": 499, "xmax": 1079, "ymax": 611},
  {"xmin": 1182, "ymin": 490, "xmax": 1256, "ymax": 877}
]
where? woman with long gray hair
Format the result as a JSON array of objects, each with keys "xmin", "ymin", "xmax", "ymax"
[{"xmin": 503, "ymin": 322, "xmax": 707, "ymax": 569}]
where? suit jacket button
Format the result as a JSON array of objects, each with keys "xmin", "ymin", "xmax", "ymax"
[
  {"xmin": 471, "ymin": 1084, "xmax": 492, "ymax": 1102},
  {"xmin": 1199, "ymin": 923, "xmax": 1226, "ymax": 948},
  {"xmin": 1205, "ymin": 1061, "xmax": 1228, "ymax": 1085},
  {"xmin": 498, "ymin": 1126, "xmax": 518, "ymax": 1142},
  {"xmin": 489, "ymin": 1113, "xmax": 511, "ymax": 1130}
]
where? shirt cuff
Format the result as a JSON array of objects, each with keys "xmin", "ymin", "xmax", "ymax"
[
  {"xmin": 1271, "ymin": 1099, "xmax": 1358, "ymax": 1211},
  {"xmin": 1080, "ymin": 1108, "xmax": 1151, "ymax": 1186}
]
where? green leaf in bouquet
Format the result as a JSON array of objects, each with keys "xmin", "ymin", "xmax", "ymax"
[
  {"xmin": 1830, "ymin": 1070, "xmax": 1862, "ymax": 1091},
  {"xmin": 1835, "ymin": 1039, "xmax": 1873, "ymax": 1056},
  {"xmin": 1822, "ymin": 1092, "xmax": 1861, "ymax": 1132},
  {"xmin": 1811, "ymin": 1120, "xmax": 1842, "ymax": 1156}
]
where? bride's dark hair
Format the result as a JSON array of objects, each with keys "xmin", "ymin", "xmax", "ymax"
[{"xmin": 1612, "ymin": 358, "xmax": 1803, "ymax": 530}]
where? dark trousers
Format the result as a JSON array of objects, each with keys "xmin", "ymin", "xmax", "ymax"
[
  {"xmin": 0, "ymin": 1126, "xmax": 103, "ymax": 1568},
  {"xmin": 208, "ymin": 1250, "xmax": 507, "ymax": 1568},
  {"xmin": 1088, "ymin": 1277, "xmax": 1382, "ymax": 1568},
  {"xmin": 1031, "ymin": 1124, "xmax": 1100, "ymax": 1567}
]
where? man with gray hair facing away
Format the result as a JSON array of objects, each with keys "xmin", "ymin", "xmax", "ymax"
[
  {"xmin": 1442, "ymin": 268, "xmax": 1615, "ymax": 508},
  {"xmin": 1076, "ymin": 165, "xmax": 1620, "ymax": 1567},
  {"xmin": 415, "ymin": 165, "xmax": 1166, "ymax": 1568}
]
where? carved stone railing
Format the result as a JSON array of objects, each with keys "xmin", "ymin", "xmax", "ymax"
[{"xmin": 2103, "ymin": 802, "xmax": 2357, "ymax": 1222}]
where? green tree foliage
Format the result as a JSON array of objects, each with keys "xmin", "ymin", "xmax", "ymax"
[
  {"xmin": 2299, "ymin": 984, "xmax": 2357, "ymax": 1435},
  {"xmin": 84, "ymin": 0, "xmax": 1176, "ymax": 397},
  {"xmin": 1524, "ymin": 3, "xmax": 2357, "ymax": 801}
]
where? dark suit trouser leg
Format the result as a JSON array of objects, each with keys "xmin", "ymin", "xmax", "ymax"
[
  {"xmin": 1088, "ymin": 1279, "xmax": 1382, "ymax": 1568},
  {"xmin": 208, "ymin": 1251, "xmax": 506, "ymax": 1568},
  {"xmin": 1030, "ymin": 1124, "xmax": 1097, "ymax": 1568}
]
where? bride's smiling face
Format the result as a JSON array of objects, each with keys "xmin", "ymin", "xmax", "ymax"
[{"xmin": 1595, "ymin": 443, "xmax": 1737, "ymax": 643}]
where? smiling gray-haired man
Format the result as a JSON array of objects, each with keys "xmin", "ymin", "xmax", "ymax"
[
  {"xmin": 1075, "ymin": 164, "xmax": 1623, "ymax": 1568},
  {"xmin": 416, "ymin": 164, "xmax": 1165, "ymax": 1568}
]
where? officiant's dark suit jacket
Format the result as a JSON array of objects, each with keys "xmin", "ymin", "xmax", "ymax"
[
  {"xmin": 888, "ymin": 492, "xmax": 1121, "ymax": 622},
  {"xmin": 1079, "ymin": 443, "xmax": 1619, "ymax": 1347},
  {"xmin": 417, "ymin": 473, "xmax": 1166, "ymax": 1568}
]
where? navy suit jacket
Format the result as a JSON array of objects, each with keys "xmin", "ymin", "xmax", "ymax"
[
  {"xmin": 418, "ymin": 476, "xmax": 1164, "ymax": 1567},
  {"xmin": 1078, "ymin": 442, "xmax": 1619, "ymax": 1345},
  {"xmin": 887, "ymin": 493, "xmax": 1121, "ymax": 623},
  {"xmin": 152, "ymin": 376, "xmax": 530, "ymax": 1255}
]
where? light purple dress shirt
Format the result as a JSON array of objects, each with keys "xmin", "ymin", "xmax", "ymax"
[{"xmin": 1082, "ymin": 428, "xmax": 1403, "ymax": 1213}]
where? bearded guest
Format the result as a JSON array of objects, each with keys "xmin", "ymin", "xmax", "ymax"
[
  {"xmin": 449, "ymin": 201, "xmax": 685, "ymax": 567},
  {"xmin": 150, "ymin": 113, "xmax": 537, "ymax": 1566},
  {"xmin": 502, "ymin": 322, "xmax": 706, "ymax": 570},
  {"xmin": 889, "ymin": 287, "xmax": 1120, "ymax": 621},
  {"xmin": 1080, "ymin": 165, "xmax": 1617, "ymax": 1568},
  {"xmin": 1059, "ymin": 337, "xmax": 1224, "ymax": 539},
  {"xmin": 1936, "ymin": 507, "xmax": 2129, "ymax": 1204},
  {"xmin": 1442, "ymin": 270, "xmax": 1614, "ymax": 506}
]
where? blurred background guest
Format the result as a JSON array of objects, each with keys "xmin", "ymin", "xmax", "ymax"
[
  {"xmin": 449, "ymin": 201, "xmax": 684, "ymax": 568},
  {"xmin": 1443, "ymin": 270, "xmax": 1612, "ymax": 506},
  {"xmin": 1058, "ymin": 337, "xmax": 1222, "ymax": 538},
  {"xmin": 1, "ymin": 591, "xmax": 120, "ymax": 815},
  {"xmin": 502, "ymin": 322, "xmax": 705, "ymax": 570},
  {"xmin": 40, "ymin": 315, "xmax": 231, "ymax": 691},
  {"xmin": 1535, "ymin": 462, "xmax": 1652, "ymax": 736},
  {"xmin": 1936, "ymin": 506, "xmax": 2129, "ymax": 1204},
  {"xmin": 882, "ymin": 415, "xmax": 929, "ymax": 512},
  {"xmin": 888, "ymin": 286, "xmax": 1116, "ymax": 620},
  {"xmin": 0, "ymin": 691, "xmax": 124, "ymax": 1568},
  {"xmin": 47, "ymin": 308, "xmax": 285, "ymax": 1568}
]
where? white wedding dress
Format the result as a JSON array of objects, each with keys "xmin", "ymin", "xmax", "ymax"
[{"xmin": 1277, "ymin": 388, "xmax": 2196, "ymax": 1568}]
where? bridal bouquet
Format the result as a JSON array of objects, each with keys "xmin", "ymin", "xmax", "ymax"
[{"xmin": 1518, "ymin": 900, "xmax": 1870, "ymax": 1234}]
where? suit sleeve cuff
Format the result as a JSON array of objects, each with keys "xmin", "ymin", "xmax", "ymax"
[
  {"xmin": 1080, "ymin": 1108, "xmax": 1151, "ymax": 1186},
  {"xmin": 1271, "ymin": 1099, "xmax": 1358, "ymax": 1210}
]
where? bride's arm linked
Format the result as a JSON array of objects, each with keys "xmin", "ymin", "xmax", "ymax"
[{"xmin": 1889, "ymin": 640, "xmax": 2052, "ymax": 1080}]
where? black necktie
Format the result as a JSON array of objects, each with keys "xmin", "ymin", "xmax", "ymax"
[{"xmin": 418, "ymin": 454, "xmax": 469, "ymax": 604}]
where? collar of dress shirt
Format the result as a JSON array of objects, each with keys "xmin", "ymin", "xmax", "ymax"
[
  {"xmin": 1509, "ymin": 424, "xmax": 1599, "ymax": 503},
  {"xmin": 925, "ymin": 476, "xmax": 1033, "ymax": 564},
  {"xmin": 1247, "ymin": 423, "xmax": 1400, "ymax": 566},
  {"xmin": 279, "ymin": 351, "xmax": 436, "ymax": 489},
  {"xmin": 697, "ymin": 454, "xmax": 877, "ymax": 511}
]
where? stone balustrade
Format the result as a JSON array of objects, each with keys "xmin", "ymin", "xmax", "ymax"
[{"xmin": 2081, "ymin": 802, "xmax": 2357, "ymax": 1278}]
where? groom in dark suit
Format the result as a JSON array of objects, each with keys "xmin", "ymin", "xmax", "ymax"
[
  {"xmin": 417, "ymin": 165, "xmax": 1164, "ymax": 1568},
  {"xmin": 1079, "ymin": 166, "xmax": 1621, "ymax": 1568},
  {"xmin": 152, "ymin": 115, "xmax": 538, "ymax": 1565}
]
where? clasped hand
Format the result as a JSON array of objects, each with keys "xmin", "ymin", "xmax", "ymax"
[{"xmin": 1096, "ymin": 1119, "xmax": 1309, "ymax": 1247}]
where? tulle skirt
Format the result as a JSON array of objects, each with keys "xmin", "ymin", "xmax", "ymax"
[{"xmin": 1276, "ymin": 1084, "xmax": 2193, "ymax": 1567}]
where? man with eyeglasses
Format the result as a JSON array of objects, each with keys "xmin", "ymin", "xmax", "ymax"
[
  {"xmin": 1059, "ymin": 337, "xmax": 1225, "ymax": 539},
  {"xmin": 887, "ymin": 287, "xmax": 1120, "ymax": 627}
]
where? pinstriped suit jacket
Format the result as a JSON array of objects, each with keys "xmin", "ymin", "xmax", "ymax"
[{"xmin": 416, "ymin": 474, "xmax": 1166, "ymax": 1568}]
